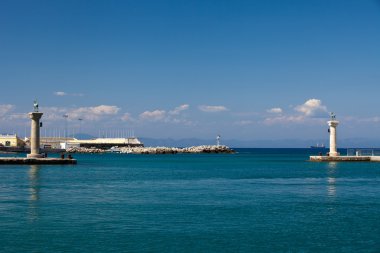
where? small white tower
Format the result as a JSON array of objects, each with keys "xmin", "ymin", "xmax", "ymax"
[
  {"xmin": 216, "ymin": 135, "xmax": 221, "ymax": 146},
  {"xmin": 327, "ymin": 112, "xmax": 339, "ymax": 157}
]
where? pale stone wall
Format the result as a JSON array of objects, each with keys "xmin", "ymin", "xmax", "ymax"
[{"xmin": 0, "ymin": 135, "xmax": 25, "ymax": 147}]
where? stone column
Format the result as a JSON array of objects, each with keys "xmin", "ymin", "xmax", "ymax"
[
  {"xmin": 27, "ymin": 112, "xmax": 44, "ymax": 158},
  {"xmin": 328, "ymin": 120, "xmax": 339, "ymax": 157}
]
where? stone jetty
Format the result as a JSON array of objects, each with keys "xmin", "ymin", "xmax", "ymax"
[
  {"xmin": 0, "ymin": 157, "xmax": 77, "ymax": 165},
  {"xmin": 310, "ymin": 156, "xmax": 380, "ymax": 162},
  {"xmin": 66, "ymin": 145, "xmax": 235, "ymax": 154}
]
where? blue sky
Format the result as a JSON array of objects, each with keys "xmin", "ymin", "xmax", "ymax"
[{"xmin": 0, "ymin": 0, "xmax": 380, "ymax": 140}]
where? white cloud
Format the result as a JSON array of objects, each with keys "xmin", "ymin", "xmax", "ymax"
[
  {"xmin": 169, "ymin": 104, "xmax": 189, "ymax": 115},
  {"xmin": 121, "ymin": 113, "xmax": 132, "ymax": 121},
  {"xmin": 54, "ymin": 91, "xmax": 84, "ymax": 97},
  {"xmin": 365, "ymin": 116, "xmax": 380, "ymax": 123},
  {"xmin": 232, "ymin": 111, "xmax": 259, "ymax": 117},
  {"xmin": 9, "ymin": 113, "xmax": 29, "ymax": 120},
  {"xmin": 199, "ymin": 105, "xmax": 228, "ymax": 112},
  {"xmin": 295, "ymin": 99, "xmax": 327, "ymax": 117},
  {"xmin": 40, "ymin": 105, "xmax": 120, "ymax": 121},
  {"xmin": 263, "ymin": 99, "xmax": 329, "ymax": 125},
  {"xmin": 0, "ymin": 104, "xmax": 14, "ymax": 118},
  {"xmin": 70, "ymin": 105, "xmax": 120, "ymax": 120},
  {"xmin": 54, "ymin": 91, "xmax": 67, "ymax": 96},
  {"xmin": 263, "ymin": 115, "xmax": 306, "ymax": 125},
  {"xmin": 38, "ymin": 107, "xmax": 67, "ymax": 121},
  {"xmin": 139, "ymin": 110, "xmax": 166, "ymax": 121},
  {"xmin": 139, "ymin": 104, "xmax": 192, "ymax": 124},
  {"xmin": 343, "ymin": 116, "xmax": 380, "ymax": 123},
  {"xmin": 234, "ymin": 120, "xmax": 255, "ymax": 126},
  {"xmin": 267, "ymin": 107, "xmax": 283, "ymax": 114}
]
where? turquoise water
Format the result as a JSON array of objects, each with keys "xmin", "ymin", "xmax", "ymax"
[{"xmin": 0, "ymin": 149, "xmax": 379, "ymax": 252}]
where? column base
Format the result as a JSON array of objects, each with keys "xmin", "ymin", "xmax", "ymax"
[
  {"xmin": 27, "ymin": 154, "xmax": 45, "ymax": 158},
  {"xmin": 328, "ymin": 152, "xmax": 340, "ymax": 157}
]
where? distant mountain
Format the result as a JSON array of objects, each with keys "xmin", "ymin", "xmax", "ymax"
[{"xmin": 73, "ymin": 133, "xmax": 96, "ymax": 140}]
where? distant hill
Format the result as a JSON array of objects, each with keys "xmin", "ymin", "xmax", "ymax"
[{"xmin": 73, "ymin": 133, "xmax": 96, "ymax": 140}]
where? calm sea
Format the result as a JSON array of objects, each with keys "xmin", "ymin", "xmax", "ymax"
[{"xmin": 0, "ymin": 149, "xmax": 379, "ymax": 252}]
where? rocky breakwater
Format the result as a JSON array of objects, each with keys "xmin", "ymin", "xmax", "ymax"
[
  {"xmin": 66, "ymin": 145, "xmax": 235, "ymax": 154},
  {"xmin": 66, "ymin": 147, "xmax": 105, "ymax": 153},
  {"xmin": 120, "ymin": 145, "xmax": 235, "ymax": 154}
]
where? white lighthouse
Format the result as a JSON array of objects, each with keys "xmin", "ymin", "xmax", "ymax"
[
  {"xmin": 216, "ymin": 135, "xmax": 221, "ymax": 146},
  {"xmin": 327, "ymin": 112, "xmax": 339, "ymax": 157}
]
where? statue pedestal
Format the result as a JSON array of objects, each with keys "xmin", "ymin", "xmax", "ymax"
[
  {"xmin": 28, "ymin": 112, "xmax": 43, "ymax": 158},
  {"xmin": 27, "ymin": 153, "xmax": 44, "ymax": 158}
]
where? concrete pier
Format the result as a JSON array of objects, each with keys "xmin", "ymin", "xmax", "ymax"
[
  {"xmin": 0, "ymin": 157, "xmax": 77, "ymax": 165},
  {"xmin": 27, "ymin": 112, "xmax": 44, "ymax": 158},
  {"xmin": 310, "ymin": 154, "xmax": 380, "ymax": 162}
]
